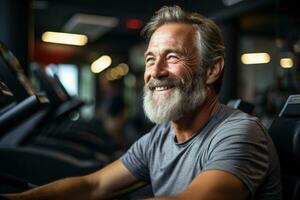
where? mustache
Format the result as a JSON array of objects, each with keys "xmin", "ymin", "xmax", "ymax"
[{"xmin": 145, "ymin": 77, "xmax": 184, "ymax": 90}]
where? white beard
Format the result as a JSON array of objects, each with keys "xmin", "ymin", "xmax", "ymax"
[{"xmin": 143, "ymin": 72, "xmax": 207, "ymax": 124}]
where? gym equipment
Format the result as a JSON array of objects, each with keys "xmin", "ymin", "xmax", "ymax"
[
  {"xmin": 269, "ymin": 94, "xmax": 300, "ymax": 200},
  {"xmin": 0, "ymin": 41, "xmax": 118, "ymax": 155},
  {"xmin": 0, "ymin": 41, "xmax": 147, "ymax": 199},
  {"xmin": 0, "ymin": 147, "xmax": 102, "ymax": 186},
  {"xmin": 0, "ymin": 173, "xmax": 37, "ymax": 193},
  {"xmin": 0, "ymin": 42, "xmax": 109, "ymax": 193}
]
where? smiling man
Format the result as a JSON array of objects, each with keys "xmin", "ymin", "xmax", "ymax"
[{"xmin": 3, "ymin": 5, "xmax": 281, "ymax": 200}]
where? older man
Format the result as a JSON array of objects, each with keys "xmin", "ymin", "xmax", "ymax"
[{"xmin": 3, "ymin": 5, "xmax": 281, "ymax": 200}]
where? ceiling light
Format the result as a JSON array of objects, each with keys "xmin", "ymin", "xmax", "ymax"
[
  {"xmin": 116, "ymin": 63, "xmax": 129, "ymax": 76},
  {"xmin": 91, "ymin": 55, "xmax": 112, "ymax": 73},
  {"xmin": 241, "ymin": 53, "xmax": 270, "ymax": 64},
  {"xmin": 110, "ymin": 68, "xmax": 122, "ymax": 80},
  {"xmin": 42, "ymin": 31, "xmax": 88, "ymax": 46},
  {"xmin": 280, "ymin": 58, "xmax": 293, "ymax": 68}
]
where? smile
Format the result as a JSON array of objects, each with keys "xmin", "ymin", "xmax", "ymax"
[{"xmin": 154, "ymin": 86, "xmax": 172, "ymax": 91}]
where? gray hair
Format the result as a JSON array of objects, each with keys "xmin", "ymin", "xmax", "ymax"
[{"xmin": 142, "ymin": 5, "xmax": 225, "ymax": 93}]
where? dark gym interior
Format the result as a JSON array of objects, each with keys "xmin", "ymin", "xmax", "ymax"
[{"xmin": 0, "ymin": 0, "xmax": 300, "ymax": 199}]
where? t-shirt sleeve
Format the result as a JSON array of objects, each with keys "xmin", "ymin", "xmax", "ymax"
[
  {"xmin": 120, "ymin": 133, "xmax": 151, "ymax": 182},
  {"xmin": 202, "ymin": 118, "xmax": 269, "ymax": 197}
]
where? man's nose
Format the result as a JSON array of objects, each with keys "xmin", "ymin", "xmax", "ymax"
[{"xmin": 151, "ymin": 57, "xmax": 168, "ymax": 78}]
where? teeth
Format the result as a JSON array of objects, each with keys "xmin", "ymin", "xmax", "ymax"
[{"xmin": 155, "ymin": 86, "xmax": 169, "ymax": 91}]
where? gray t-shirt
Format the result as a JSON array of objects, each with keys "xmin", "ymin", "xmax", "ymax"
[{"xmin": 120, "ymin": 105, "xmax": 282, "ymax": 199}]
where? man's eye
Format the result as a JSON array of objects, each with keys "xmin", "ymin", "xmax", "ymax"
[
  {"xmin": 145, "ymin": 57, "xmax": 155, "ymax": 65},
  {"xmin": 167, "ymin": 55, "xmax": 179, "ymax": 62}
]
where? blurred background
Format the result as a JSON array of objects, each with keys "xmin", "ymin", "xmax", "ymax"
[{"xmin": 0, "ymin": 0, "xmax": 299, "ymax": 145}]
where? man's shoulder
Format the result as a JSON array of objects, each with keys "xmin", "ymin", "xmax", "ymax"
[
  {"xmin": 212, "ymin": 105, "xmax": 267, "ymax": 138},
  {"xmin": 218, "ymin": 104, "xmax": 263, "ymax": 127}
]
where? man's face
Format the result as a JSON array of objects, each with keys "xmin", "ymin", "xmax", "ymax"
[{"xmin": 143, "ymin": 23, "xmax": 207, "ymax": 123}]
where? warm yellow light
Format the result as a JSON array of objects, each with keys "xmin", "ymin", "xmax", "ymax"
[
  {"xmin": 280, "ymin": 58, "xmax": 293, "ymax": 68},
  {"xmin": 241, "ymin": 53, "xmax": 270, "ymax": 64},
  {"xmin": 114, "ymin": 63, "xmax": 129, "ymax": 76},
  {"xmin": 119, "ymin": 63, "xmax": 129, "ymax": 75},
  {"xmin": 91, "ymin": 55, "xmax": 112, "ymax": 73},
  {"xmin": 110, "ymin": 68, "xmax": 121, "ymax": 79},
  {"xmin": 114, "ymin": 66, "xmax": 124, "ymax": 76},
  {"xmin": 105, "ymin": 70, "xmax": 114, "ymax": 81},
  {"xmin": 42, "ymin": 31, "xmax": 88, "ymax": 46},
  {"xmin": 103, "ymin": 63, "xmax": 130, "ymax": 80}
]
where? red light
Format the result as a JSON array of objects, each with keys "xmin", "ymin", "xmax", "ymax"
[{"xmin": 126, "ymin": 19, "xmax": 143, "ymax": 30}]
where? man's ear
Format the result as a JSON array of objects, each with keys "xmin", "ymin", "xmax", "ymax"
[{"xmin": 205, "ymin": 58, "xmax": 224, "ymax": 85}]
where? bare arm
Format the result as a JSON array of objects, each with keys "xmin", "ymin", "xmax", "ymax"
[
  {"xmin": 3, "ymin": 160, "xmax": 146, "ymax": 200},
  {"xmin": 145, "ymin": 170, "xmax": 249, "ymax": 200}
]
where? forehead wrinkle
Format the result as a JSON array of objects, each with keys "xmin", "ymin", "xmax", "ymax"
[
  {"xmin": 146, "ymin": 30, "xmax": 185, "ymax": 55},
  {"xmin": 145, "ymin": 45, "xmax": 186, "ymax": 59}
]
